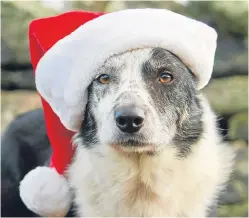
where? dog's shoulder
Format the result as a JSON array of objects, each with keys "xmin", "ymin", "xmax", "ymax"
[{"xmin": 1, "ymin": 109, "xmax": 51, "ymax": 217}]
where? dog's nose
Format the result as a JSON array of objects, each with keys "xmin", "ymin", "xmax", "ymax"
[{"xmin": 115, "ymin": 106, "xmax": 145, "ymax": 133}]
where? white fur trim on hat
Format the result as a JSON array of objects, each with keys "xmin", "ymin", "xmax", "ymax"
[
  {"xmin": 19, "ymin": 167, "xmax": 72, "ymax": 217},
  {"xmin": 35, "ymin": 8, "xmax": 217, "ymax": 131}
]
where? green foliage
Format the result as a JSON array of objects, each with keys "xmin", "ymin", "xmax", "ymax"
[
  {"xmin": 1, "ymin": 1, "xmax": 57, "ymax": 63},
  {"xmin": 186, "ymin": 1, "xmax": 248, "ymax": 37},
  {"xmin": 229, "ymin": 112, "xmax": 248, "ymax": 141},
  {"xmin": 203, "ymin": 76, "xmax": 248, "ymax": 115}
]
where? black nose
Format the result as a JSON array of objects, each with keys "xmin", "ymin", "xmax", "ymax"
[{"xmin": 115, "ymin": 106, "xmax": 145, "ymax": 133}]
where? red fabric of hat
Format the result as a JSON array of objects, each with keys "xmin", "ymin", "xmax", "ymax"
[{"xmin": 19, "ymin": 11, "xmax": 104, "ymax": 217}]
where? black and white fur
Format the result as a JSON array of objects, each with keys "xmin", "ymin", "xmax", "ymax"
[
  {"xmin": 1, "ymin": 47, "xmax": 234, "ymax": 217},
  {"xmin": 68, "ymin": 48, "xmax": 234, "ymax": 216}
]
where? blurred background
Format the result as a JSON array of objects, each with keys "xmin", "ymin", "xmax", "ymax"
[{"xmin": 1, "ymin": 1, "xmax": 248, "ymax": 217}]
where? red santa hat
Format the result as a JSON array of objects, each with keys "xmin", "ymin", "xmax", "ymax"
[{"xmin": 19, "ymin": 9, "xmax": 217, "ymax": 217}]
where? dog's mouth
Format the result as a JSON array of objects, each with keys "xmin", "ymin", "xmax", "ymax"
[{"xmin": 110, "ymin": 139, "xmax": 158, "ymax": 154}]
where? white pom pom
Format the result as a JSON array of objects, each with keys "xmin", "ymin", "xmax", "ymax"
[{"xmin": 19, "ymin": 166, "xmax": 72, "ymax": 217}]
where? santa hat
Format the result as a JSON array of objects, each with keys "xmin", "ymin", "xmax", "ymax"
[{"xmin": 19, "ymin": 9, "xmax": 217, "ymax": 217}]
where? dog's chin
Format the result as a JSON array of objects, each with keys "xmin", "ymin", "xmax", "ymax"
[{"xmin": 109, "ymin": 139, "xmax": 161, "ymax": 155}]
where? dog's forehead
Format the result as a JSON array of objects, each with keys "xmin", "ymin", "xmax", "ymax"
[{"xmin": 102, "ymin": 47, "xmax": 188, "ymax": 78}]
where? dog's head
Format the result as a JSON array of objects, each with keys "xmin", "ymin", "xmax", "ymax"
[{"xmin": 77, "ymin": 47, "xmax": 204, "ymax": 156}]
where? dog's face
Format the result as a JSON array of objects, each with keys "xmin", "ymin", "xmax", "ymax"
[{"xmin": 78, "ymin": 48, "xmax": 204, "ymax": 156}]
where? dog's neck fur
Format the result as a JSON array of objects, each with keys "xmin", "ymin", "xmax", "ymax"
[{"xmin": 68, "ymin": 96, "xmax": 234, "ymax": 217}]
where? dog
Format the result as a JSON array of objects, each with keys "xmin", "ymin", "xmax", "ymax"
[
  {"xmin": 1, "ymin": 109, "xmax": 50, "ymax": 217},
  {"xmin": 1, "ymin": 47, "xmax": 234, "ymax": 217}
]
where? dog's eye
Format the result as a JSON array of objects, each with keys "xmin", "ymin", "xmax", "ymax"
[
  {"xmin": 96, "ymin": 74, "xmax": 111, "ymax": 84},
  {"xmin": 159, "ymin": 72, "xmax": 173, "ymax": 83}
]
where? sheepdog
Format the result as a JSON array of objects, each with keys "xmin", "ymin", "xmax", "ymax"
[
  {"xmin": 1, "ymin": 47, "xmax": 234, "ymax": 217},
  {"xmin": 68, "ymin": 47, "xmax": 234, "ymax": 217}
]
